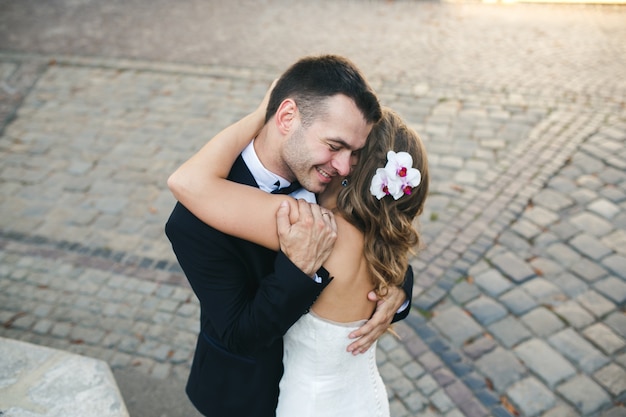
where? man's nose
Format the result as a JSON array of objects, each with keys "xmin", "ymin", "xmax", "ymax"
[{"xmin": 332, "ymin": 151, "xmax": 352, "ymax": 176}]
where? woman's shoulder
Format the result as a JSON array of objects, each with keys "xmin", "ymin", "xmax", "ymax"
[
  {"xmin": 323, "ymin": 214, "xmax": 366, "ymax": 274},
  {"xmin": 334, "ymin": 215, "xmax": 364, "ymax": 250}
]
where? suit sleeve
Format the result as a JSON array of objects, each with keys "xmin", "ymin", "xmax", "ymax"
[
  {"xmin": 165, "ymin": 202, "xmax": 331, "ymax": 356},
  {"xmin": 391, "ymin": 266, "xmax": 413, "ymax": 323}
]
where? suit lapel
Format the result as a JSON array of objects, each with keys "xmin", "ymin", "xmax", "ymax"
[{"xmin": 228, "ymin": 155, "xmax": 259, "ymax": 188}]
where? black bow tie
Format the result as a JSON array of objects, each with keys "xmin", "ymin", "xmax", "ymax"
[{"xmin": 271, "ymin": 181, "xmax": 301, "ymax": 195}]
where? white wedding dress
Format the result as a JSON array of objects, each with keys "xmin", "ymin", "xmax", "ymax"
[{"xmin": 276, "ymin": 311, "xmax": 390, "ymax": 417}]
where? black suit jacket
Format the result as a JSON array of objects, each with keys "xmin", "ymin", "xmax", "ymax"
[{"xmin": 165, "ymin": 155, "xmax": 413, "ymax": 417}]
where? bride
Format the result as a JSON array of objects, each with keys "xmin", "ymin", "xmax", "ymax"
[{"xmin": 169, "ymin": 85, "xmax": 429, "ymax": 416}]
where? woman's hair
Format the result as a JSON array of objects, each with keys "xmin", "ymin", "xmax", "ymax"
[
  {"xmin": 336, "ymin": 108, "xmax": 429, "ymax": 297},
  {"xmin": 265, "ymin": 54, "xmax": 381, "ymax": 127}
]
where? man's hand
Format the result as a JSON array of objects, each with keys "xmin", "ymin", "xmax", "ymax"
[
  {"xmin": 276, "ymin": 200, "xmax": 337, "ymax": 277},
  {"xmin": 347, "ymin": 286, "xmax": 407, "ymax": 355}
]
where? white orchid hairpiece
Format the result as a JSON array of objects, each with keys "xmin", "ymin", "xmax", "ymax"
[{"xmin": 369, "ymin": 151, "xmax": 421, "ymax": 200}]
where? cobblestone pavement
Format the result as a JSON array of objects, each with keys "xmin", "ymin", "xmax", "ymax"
[{"xmin": 1, "ymin": 1, "xmax": 625, "ymax": 416}]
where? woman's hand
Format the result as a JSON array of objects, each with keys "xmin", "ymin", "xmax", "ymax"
[{"xmin": 254, "ymin": 79, "xmax": 278, "ymax": 119}]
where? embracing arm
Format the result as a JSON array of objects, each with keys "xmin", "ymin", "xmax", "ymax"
[
  {"xmin": 167, "ymin": 84, "xmax": 336, "ymax": 275},
  {"xmin": 168, "ymin": 83, "xmax": 289, "ymax": 251}
]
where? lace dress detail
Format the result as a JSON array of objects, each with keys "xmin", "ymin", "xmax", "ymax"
[{"xmin": 276, "ymin": 311, "xmax": 390, "ymax": 417}]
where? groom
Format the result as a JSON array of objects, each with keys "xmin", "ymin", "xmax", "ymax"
[{"xmin": 166, "ymin": 55, "xmax": 413, "ymax": 417}]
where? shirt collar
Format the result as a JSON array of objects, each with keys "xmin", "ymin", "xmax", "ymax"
[{"xmin": 241, "ymin": 141, "xmax": 316, "ymax": 203}]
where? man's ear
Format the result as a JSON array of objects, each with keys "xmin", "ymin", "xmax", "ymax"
[{"xmin": 274, "ymin": 99, "xmax": 298, "ymax": 135}]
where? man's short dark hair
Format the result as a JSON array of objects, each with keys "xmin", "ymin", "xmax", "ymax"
[{"xmin": 265, "ymin": 55, "xmax": 381, "ymax": 127}]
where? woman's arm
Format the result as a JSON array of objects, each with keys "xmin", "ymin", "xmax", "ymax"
[{"xmin": 168, "ymin": 82, "xmax": 292, "ymax": 250}]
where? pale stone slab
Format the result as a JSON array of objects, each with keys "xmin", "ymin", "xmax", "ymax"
[{"xmin": 0, "ymin": 337, "xmax": 129, "ymax": 417}]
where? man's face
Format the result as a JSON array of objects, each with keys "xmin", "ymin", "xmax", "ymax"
[{"xmin": 282, "ymin": 94, "xmax": 373, "ymax": 194}]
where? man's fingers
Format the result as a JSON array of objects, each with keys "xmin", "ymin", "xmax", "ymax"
[
  {"xmin": 347, "ymin": 324, "xmax": 383, "ymax": 355},
  {"xmin": 296, "ymin": 199, "xmax": 314, "ymax": 222}
]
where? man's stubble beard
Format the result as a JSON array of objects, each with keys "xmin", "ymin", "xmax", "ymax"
[{"xmin": 282, "ymin": 125, "xmax": 327, "ymax": 195}]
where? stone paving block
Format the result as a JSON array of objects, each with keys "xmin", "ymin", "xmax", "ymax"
[
  {"xmin": 389, "ymin": 399, "xmax": 410, "ymax": 417},
  {"xmin": 572, "ymin": 152, "xmax": 606, "ymax": 174},
  {"xmin": 546, "ymin": 242, "xmax": 583, "ymax": 269},
  {"xmin": 488, "ymin": 316, "xmax": 532, "ymax": 348},
  {"xmin": 570, "ymin": 188, "xmax": 598, "ymax": 205},
  {"xmin": 534, "ymin": 188, "xmax": 574, "ymax": 212},
  {"xmin": 541, "ymin": 404, "xmax": 580, "ymax": 417},
  {"xmin": 499, "ymin": 287, "xmax": 538, "ymax": 316},
  {"xmin": 388, "ymin": 345, "xmax": 414, "ymax": 368},
  {"xmin": 602, "ymin": 230, "xmax": 626, "ymax": 256},
  {"xmin": 431, "ymin": 306, "xmax": 483, "ymax": 347},
  {"xmin": 552, "ymin": 300, "xmax": 595, "ymax": 329},
  {"xmin": 571, "ymin": 258, "xmax": 609, "ymax": 283},
  {"xmin": 548, "ymin": 328, "xmax": 610, "ymax": 373},
  {"xmin": 594, "ymin": 276, "xmax": 626, "ymax": 304},
  {"xmin": 418, "ymin": 351, "xmax": 444, "ymax": 373},
  {"xmin": 521, "ymin": 278, "xmax": 564, "ymax": 305},
  {"xmin": 588, "ymin": 198, "xmax": 620, "ymax": 219},
  {"xmin": 50, "ymin": 322, "xmax": 73, "ymax": 338},
  {"xmin": 150, "ymin": 362, "xmax": 172, "ymax": 380},
  {"xmin": 402, "ymin": 361, "xmax": 425, "ymax": 380},
  {"xmin": 109, "ymin": 352, "xmax": 133, "ymax": 369},
  {"xmin": 556, "ymin": 374, "xmax": 612, "ymax": 416},
  {"xmin": 577, "ymin": 174, "xmax": 604, "ymax": 190},
  {"xmin": 433, "ymin": 367, "xmax": 456, "ymax": 387},
  {"xmin": 529, "ymin": 257, "xmax": 564, "ymax": 278},
  {"xmin": 379, "ymin": 361, "xmax": 404, "ymax": 382},
  {"xmin": 176, "ymin": 302, "xmax": 199, "ymax": 318},
  {"xmin": 524, "ymin": 206, "xmax": 559, "ymax": 228},
  {"xmin": 576, "ymin": 290, "xmax": 616, "ymax": 318},
  {"xmin": 29, "ymin": 313, "xmax": 55, "ymax": 333},
  {"xmin": 445, "ymin": 380, "xmax": 489, "ymax": 417},
  {"xmin": 416, "ymin": 373, "xmax": 439, "ymax": 396},
  {"xmin": 600, "ymin": 187, "xmax": 626, "ymax": 205},
  {"xmin": 117, "ymin": 334, "xmax": 142, "ymax": 354},
  {"xmin": 473, "ymin": 269, "xmax": 512, "ymax": 297},
  {"xmin": 430, "ymin": 388, "xmax": 455, "ymax": 414},
  {"xmin": 7, "ymin": 312, "xmax": 33, "ymax": 331},
  {"xmin": 570, "ymin": 212, "xmax": 613, "ymax": 237},
  {"xmin": 475, "ymin": 347, "xmax": 525, "ymax": 393},
  {"xmin": 475, "ymin": 388, "xmax": 500, "ymax": 408},
  {"xmin": 552, "ymin": 272, "xmax": 589, "ymax": 298},
  {"xmin": 497, "ymin": 230, "xmax": 532, "ymax": 256},
  {"xmin": 594, "ymin": 363, "xmax": 626, "ymax": 396},
  {"xmin": 465, "ymin": 296, "xmax": 508, "ymax": 326},
  {"xmin": 511, "ymin": 218, "xmax": 542, "ymax": 240},
  {"xmin": 570, "ymin": 233, "xmax": 613, "ymax": 261},
  {"xmin": 403, "ymin": 390, "xmax": 427, "ymax": 413},
  {"xmin": 604, "ymin": 311, "xmax": 626, "ymax": 339},
  {"xmin": 388, "ymin": 375, "xmax": 416, "ymax": 398},
  {"xmin": 449, "ymin": 279, "xmax": 481, "ymax": 305},
  {"xmin": 601, "ymin": 254, "xmax": 626, "ymax": 279},
  {"xmin": 583, "ymin": 323, "xmax": 626, "ymax": 355},
  {"xmin": 170, "ymin": 287, "xmax": 193, "ymax": 305},
  {"xmin": 600, "ymin": 407, "xmax": 626, "ymax": 417},
  {"xmin": 514, "ymin": 339, "xmax": 576, "ymax": 389},
  {"xmin": 550, "ymin": 220, "xmax": 580, "ymax": 241},
  {"xmin": 491, "ymin": 251, "xmax": 535, "ymax": 283},
  {"xmin": 507, "ymin": 377, "xmax": 556, "ymax": 417}
]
